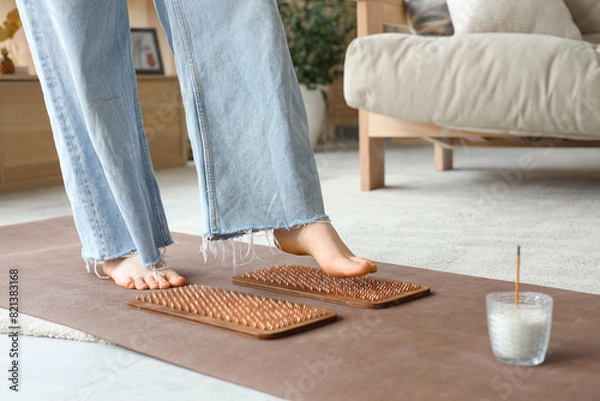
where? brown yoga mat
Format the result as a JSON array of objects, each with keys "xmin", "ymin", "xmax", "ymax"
[{"xmin": 1, "ymin": 217, "xmax": 599, "ymax": 400}]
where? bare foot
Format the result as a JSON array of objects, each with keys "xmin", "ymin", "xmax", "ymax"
[
  {"xmin": 102, "ymin": 254, "xmax": 187, "ymax": 290},
  {"xmin": 274, "ymin": 222, "xmax": 377, "ymax": 277}
]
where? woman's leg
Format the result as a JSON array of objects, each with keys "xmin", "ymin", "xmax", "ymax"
[
  {"xmin": 152, "ymin": 0, "xmax": 376, "ymax": 276},
  {"xmin": 153, "ymin": 0, "xmax": 326, "ymax": 237},
  {"xmin": 17, "ymin": 0, "xmax": 186, "ymax": 288}
]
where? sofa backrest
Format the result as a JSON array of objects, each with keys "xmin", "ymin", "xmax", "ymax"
[{"xmin": 564, "ymin": 0, "xmax": 600, "ymax": 34}]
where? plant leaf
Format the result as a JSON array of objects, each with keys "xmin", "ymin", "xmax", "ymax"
[
  {"xmin": 277, "ymin": 0, "xmax": 356, "ymax": 86},
  {"xmin": 0, "ymin": 9, "xmax": 22, "ymax": 42}
]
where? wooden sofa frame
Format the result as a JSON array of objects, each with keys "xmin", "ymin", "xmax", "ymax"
[{"xmin": 355, "ymin": 0, "xmax": 600, "ymax": 190}]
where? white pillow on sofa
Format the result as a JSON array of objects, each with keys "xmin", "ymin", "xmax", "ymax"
[{"xmin": 446, "ymin": 0, "xmax": 582, "ymax": 40}]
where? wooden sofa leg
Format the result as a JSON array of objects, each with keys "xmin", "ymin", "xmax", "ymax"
[
  {"xmin": 434, "ymin": 143, "xmax": 453, "ymax": 171},
  {"xmin": 360, "ymin": 137, "xmax": 385, "ymax": 190},
  {"xmin": 359, "ymin": 111, "xmax": 385, "ymax": 190}
]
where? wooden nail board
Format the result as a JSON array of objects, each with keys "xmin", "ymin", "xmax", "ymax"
[
  {"xmin": 233, "ymin": 264, "xmax": 431, "ymax": 309},
  {"xmin": 127, "ymin": 284, "xmax": 337, "ymax": 339}
]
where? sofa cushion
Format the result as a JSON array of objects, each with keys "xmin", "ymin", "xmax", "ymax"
[
  {"xmin": 404, "ymin": 0, "xmax": 454, "ymax": 36},
  {"xmin": 403, "ymin": 0, "xmax": 600, "ymax": 36},
  {"xmin": 344, "ymin": 33, "xmax": 600, "ymax": 139},
  {"xmin": 564, "ymin": 0, "xmax": 600, "ymax": 34},
  {"xmin": 446, "ymin": 0, "xmax": 582, "ymax": 40},
  {"xmin": 583, "ymin": 33, "xmax": 600, "ymax": 44}
]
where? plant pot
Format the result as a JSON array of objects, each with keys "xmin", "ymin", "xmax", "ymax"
[{"xmin": 299, "ymin": 84, "xmax": 328, "ymax": 149}]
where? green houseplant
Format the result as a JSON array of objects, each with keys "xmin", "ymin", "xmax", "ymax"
[
  {"xmin": 277, "ymin": 0, "xmax": 355, "ymax": 89},
  {"xmin": 277, "ymin": 0, "xmax": 355, "ymax": 147}
]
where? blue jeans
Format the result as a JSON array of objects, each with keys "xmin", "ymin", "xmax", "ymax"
[{"xmin": 16, "ymin": 0, "xmax": 327, "ymax": 266}]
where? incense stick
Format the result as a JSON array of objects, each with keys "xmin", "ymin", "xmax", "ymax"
[{"xmin": 515, "ymin": 245, "xmax": 521, "ymax": 306}]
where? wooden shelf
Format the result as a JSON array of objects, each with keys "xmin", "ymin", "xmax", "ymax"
[{"xmin": 0, "ymin": 75, "xmax": 188, "ymax": 194}]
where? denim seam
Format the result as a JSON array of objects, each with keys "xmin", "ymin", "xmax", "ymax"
[
  {"xmin": 22, "ymin": 0, "xmax": 107, "ymax": 258},
  {"xmin": 171, "ymin": 0, "xmax": 219, "ymax": 234},
  {"xmin": 131, "ymin": 77, "xmax": 171, "ymax": 247},
  {"xmin": 124, "ymin": 0, "xmax": 170, "ymax": 246}
]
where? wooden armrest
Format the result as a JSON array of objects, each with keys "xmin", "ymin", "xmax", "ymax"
[{"xmin": 356, "ymin": 0, "xmax": 408, "ymax": 36}]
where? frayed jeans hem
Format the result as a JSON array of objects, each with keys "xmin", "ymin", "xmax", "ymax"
[
  {"xmin": 199, "ymin": 215, "xmax": 330, "ymax": 268},
  {"xmin": 203, "ymin": 214, "xmax": 330, "ymax": 241},
  {"xmin": 82, "ymin": 242, "xmax": 174, "ymax": 279}
]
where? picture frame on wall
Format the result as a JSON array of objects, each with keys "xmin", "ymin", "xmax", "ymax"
[{"xmin": 130, "ymin": 28, "xmax": 164, "ymax": 75}]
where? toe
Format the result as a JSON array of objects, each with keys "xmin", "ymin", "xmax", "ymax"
[
  {"xmin": 337, "ymin": 258, "xmax": 377, "ymax": 278},
  {"xmin": 173, "ymin": 275, "xmax": 187, "ymax": 286},
  {"xmin": 145, "ymin": 277, "xmax": 159, "ymax": 290},
  {"xmin": 114, "ymin": 276, "xmax": 135, "ymax": 289},
  {"xmin": 101, "ymin": 257, "xmax": 186, "ymax": 290},
  {"xmin": 135, "ymin": 278, "xmax": 149, "ymax": 290},
  {"xmin": 359, "ymin": 260, "xmax": 377, "ymax": 276},
  {"xmin": 163, "ymin": 270, "xmax": 187, "ymax": 287},
  {"xmin": 156, "ymin": 275, "xmax": 171, "ymax": 289}
]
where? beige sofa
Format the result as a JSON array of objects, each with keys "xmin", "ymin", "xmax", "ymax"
[{"xmin": 344, "ymin": 0, "xmax": 600, "ymax": 190}]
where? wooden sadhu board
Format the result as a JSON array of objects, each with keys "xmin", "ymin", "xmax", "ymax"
[
  {"xmin": 233, "ymin": 264, "xmax": 431, "ymax": 309},
  {"xmin": 127, "ymin": 284, "xmax": 337, "ymax": 339}
]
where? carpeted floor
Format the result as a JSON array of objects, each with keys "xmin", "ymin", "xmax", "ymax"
[
  {"xmin": 165, "ymin": 142, "xmax": 600, "ymax": 294},
  {"xmin": 319, "ymin": 143, "xmax": 600, "ymax": 295}
]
